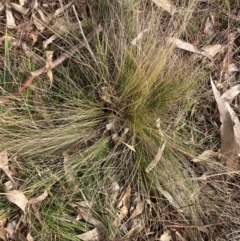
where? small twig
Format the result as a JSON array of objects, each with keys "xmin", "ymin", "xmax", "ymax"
[
  {"xmin": 72, "ymin": 5, "xmax": 98, "ymax": 64},
  {"xmin": 0, "ymin": 25, "xmax": 103, "ymax": 104},
  {"xmin": 166, "ymin": 221, "xmax": 225, "ymax": 229}
]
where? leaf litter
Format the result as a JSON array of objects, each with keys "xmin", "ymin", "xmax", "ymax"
[
  {"xmin": 211, "ymin": 78, "xmax": 238, "ymax": 169},
  {"xmin": 4, "ymin": 179, "xmax": 48, "ymax": 214},
  {"xmin": 4, "ymin": 181, "xmax": 28, "ymax": 213},
  {"xmin": 167, "ymin": 37, "xmax": 223, "ymax": 58},
  {"xmin": 1, "ymin": 0, "xmax": 240, "ymax": 240},
  {"xmin": 1, "ymin": 153, "xmax": 48, "ymax": 239},
  {"xmin": 160, "ymin": 230, "xmax": 172, "ymax": 241},
  {"xmin": 145, "ymin": 141, "xmax": 166, "ymax": 173},
  {"xmin": 76, "ymin": 202, "xmax": 108, "ymax": 241},
  {"xmin": 0, "ymin": 150, "xmax": 15, "ymax": 183},
  {"xmin": 221, "ymin": 84, "xmax": 240, "ymax": 157},
  {"xmin": 151, "ymin": 0, "xmax": 176, "ymax": 15}
]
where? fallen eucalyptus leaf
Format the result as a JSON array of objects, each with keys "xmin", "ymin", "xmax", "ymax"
[
  {"xmin": 129, "ymin": 201, "xmax": 144, "ymax": 220},
  {"xmin": 202, "ymin": 44, "xmax": 223, "ymax": 58},
  {"xmin": 43, "ymin": 34, "xmax": 58, "ymax": 49},
  {"xmin": 78, "ymin": 207, "xmax": 108, "ymax": 240},
  {"xmin": 211, "ymin": 77, "xmax": 238, "ymax": 169},
  {"xmin": 5, "ymin": 219, "xmax": 17, "ymax": 239},
  {"xmin": 37, "ymin": 9, "xmax": 49, "ymax": 23},
  {"xmin": 191, "ymin": 150, "xmax": 218, "ymax": 163},
  {"xmin": 8, "ymin": 2, "xmax": 29, "ymax": 15},
  {"xmin": 119, "ymin": 186, "xmax": 131, "ymax": 218},
  {"xmin": 4, "ymin": 181, "xmax": 28, "ymax": 213},
  {"xmin": 114, "ymin": 186, "xmax": 131, "ymax": 227},
  {"xmin": 33, "ymin": 15, "xmax": 45, "ymax": 32},
  {"xmin": 0, "ymin": 218, "xmax": 7, "ymax": 241},
  {"xmin": 0, "ymin": 35, "xmax": 21, "ymax": 46},
  {"xmin": 151, "ymin": 0, "xmax": 176, "ymax": 15},
  {"xmin": 160, "ymin": 230, "xmax": 172, "ymax": 241},
  {"xmin": 31, "ymin": 203, "xmax": 43, "ymax": 224},
  {"xmin": 167, "ymin": 37, "xmax": 211, "ymax": 58},
  {"xmin": 145, "ymin": 141, "xmax": 166, "ymax": 173},
  {"xmin": 45, "ymin": 51, "xmax": 54, "ymax": 86},
  {"xmin": 54, "ymin": 0, "xmax": 75, "ymax": 17},
  {"xmin": 221, "ymin": 84, "xmax": 240, "ymax": 103},
  {"xmin": 0, "ymin": 150, "xmax": 15, "ymax": 183},
  {"xmin": 6, "ymin": 7, "xmax": 16, "ymax": 29},
  {"xmin": 225, "ymin": 102, "xmax": 240, "ymax": 155},
  {"xmin": 77, "ymin": 228, "xmax": 100, "ymax": 241},
  {"xmin": 28, "ymin": 190, "xmax": 48, "ymax": 204}
]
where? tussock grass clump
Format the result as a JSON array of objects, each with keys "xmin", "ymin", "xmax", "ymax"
[{"xmin": 1, "ymin": 0, "xmax": 240, "ymax": 240}]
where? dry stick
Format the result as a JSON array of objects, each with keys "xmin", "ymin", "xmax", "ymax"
[
  {"xmin": 72, "ymin": 5, "xmax": 98, "ymax": 64},
  {"xmin": 166, "ymin": 221, "xmax": 225, "ymax": 229},
  {"xmin": 0, "ymin": 25, "xmax": 103, "ymax": 104}
]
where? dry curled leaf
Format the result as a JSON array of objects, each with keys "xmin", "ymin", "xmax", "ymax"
[
  {"xmin": 45, "ymin": 51, "xmax": 54, "ymax": 86},
  {"xmin": 101, "ymin": 86, "xmax": 114, "ymax": 104},
  {"xmin": 79, "ymin": 208, "xmax": 103, "ymax": 227},
  {"xmin": 28, "ymin": 190, "xmax": 48, "ymax": 204},
  {"xmin": 145, "ymin": 141, "xmax": 166, "ymax": 173},
  {"xmin": 8, "ymin": 2, "xmax": 29, "ymax": 15},
  {"xmin": 77, "ymin": 228, "xmax": 100, "ymax": 241},
  {"xmin": 202, "ymin": 44, "xmax": 223, "ymax": 58},
  {"xmin": 131, "ymin": 29, "xmax": 149, "ymax": 46},
  {"xmin": 191, "ymin": 150, "xmax": 218, "ymax": 163},
  {"xmin": 54, "ymin": 0, "xmax": 75, "ymax": 17},
  {"xmin": 78, "ymin": 207, "xmax": 108, "ymax": 240},
  {"xmin": 0, "ymin": 35, "xmax": 21, "ymax": 46},
  {"xmin": 221, "ymin": 84, "xmax": 240, "ymax": 103},
  {"xmin": 31, "ymin": 203, "xmax": 43, "ymax": 225},
  {"xmin": 0, "ymin": 150, "xmax": 15, "ymax": 183},
  {"xmin": 4, "ymin": 181, "xmax": 28, "ymax": 213},
  {"xmin": 152, "ymin": 0, "xmax": 176, "ymax": 15},
  {"xmin": 129, "ymin": 201, "xmax": 144, "ymax": 220},
  {"xmin": 114, "ymin": 186, "xmax": 131, "ymax": 227},
  {"xmin": 43, "ymin": 34, "xmax": 58, "ymax": 49},
  {"xmin": 160, "ymin": 230, "xmax": 172, "ymax": 241},
  {"xmin": 0, "ymin": 218, "xmax": 7, "ymax": 241},
  {"xmin": 37, "ymin": 9, "xmax": 49, "ymax": 23},
  {"xmin": 6, "ymin": 7, "xmax": 16, "ymax": 29},
  {"xmin": 26, "ymin": 232, "xmax": 34, "ymax": 241},
  {"xmin": 33, "ymin": 15, "xmax": 45, "ymax": 32},
  {"xmin": 5, "ymin": 219, "xmax": 17, "ymax": 239}
]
